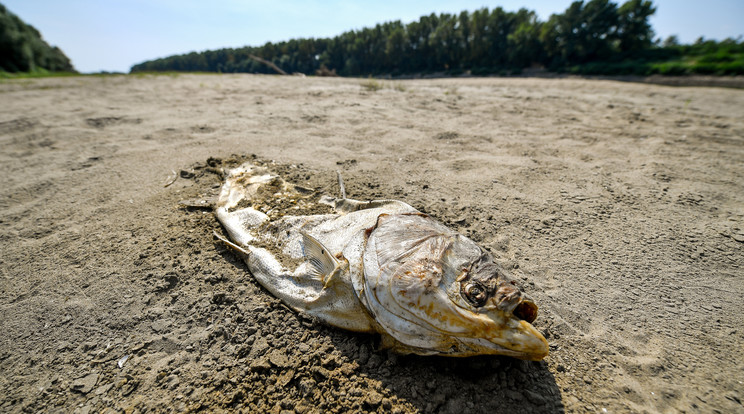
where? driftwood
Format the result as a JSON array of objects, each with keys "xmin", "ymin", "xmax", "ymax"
[{"xmin": 248, "ymin": 54, "xmax": 288, "ymax": 75}]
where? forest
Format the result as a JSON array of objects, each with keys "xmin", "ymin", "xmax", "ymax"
[
  {"xmin": 131, "ymin": 0, "xmax": 744, "ymax": 77},
  {"xmin": 0, "ymin": 3, "xmax": 74, "ymax": 73}
]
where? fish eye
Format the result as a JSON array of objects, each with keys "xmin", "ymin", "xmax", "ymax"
[{"xmin": 463, "ymin": 283, "xmax": 488, "ymax": 307}]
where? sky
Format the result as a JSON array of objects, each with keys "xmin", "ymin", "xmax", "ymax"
[{"xmin": 4, "ymin": 0, "xmax": 744, "ymax": 73}]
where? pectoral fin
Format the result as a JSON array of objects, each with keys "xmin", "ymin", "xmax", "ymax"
[{"xmin": 301, "ymin": 231, "xmax": 340, "ymax": 288}]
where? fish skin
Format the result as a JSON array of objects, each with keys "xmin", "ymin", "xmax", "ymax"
[{"xmin": 214, "ymin": 162, "xmax": 548, "ymax": 360}]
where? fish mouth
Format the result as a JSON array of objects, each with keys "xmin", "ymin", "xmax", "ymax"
[
  {"xmin": 513, "ymin": 299, "xmax": 538, "ymax": 324},
  {"xmin": 511, "ymin": 298, "xmax": 548, "ymax": 360}
]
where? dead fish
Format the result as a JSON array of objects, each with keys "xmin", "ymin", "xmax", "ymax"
[{"xmin": 214, "ymin": 163, "xmax": 548, "ymax": 360}]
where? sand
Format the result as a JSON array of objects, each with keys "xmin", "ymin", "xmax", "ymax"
[{"xmin": 1, "ymin": 74, "xmax": 742, "ymax": 413}]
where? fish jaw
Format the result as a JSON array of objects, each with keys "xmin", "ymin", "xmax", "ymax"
[
  {"xmin": 518, "ymin": 320, "xmax": 550, "ymax": 360},
  {"xmin": 436, "ymin": 303, "xmax": 550, "ymax": 360},
  {"xmin": 376, "ymin": 311, "xmax": 550, "ymax": 359},
  {"xmin": 418, "ymin": 305, "xmax": 549, "ymax": 359},
  {"xmin": 482, "ymin": 317, "xmax": 549, "ymax": 360}
]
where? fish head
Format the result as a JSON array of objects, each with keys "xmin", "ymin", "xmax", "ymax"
[
  {"xmin": 446, "ymin": 252, "xmax": 548, "ymax": 360},
  {"xmin": 364, "ymin": 213, "xmax": 548, "ymax": 359}
]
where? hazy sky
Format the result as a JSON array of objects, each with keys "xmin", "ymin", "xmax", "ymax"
[{"xmin": 4, "ymin": 0, "xmax": 743, "ymax": 73}]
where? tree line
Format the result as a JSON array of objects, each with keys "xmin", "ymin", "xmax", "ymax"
[
  {"xmin": 131, "ymin": 0, "xmax": 667, "ymax": 76},
  {"xmin": 133, "ymin": 0, "xmax": 744, "ymax": 77},
  {"xmin": 0, "ymin": 3, "xmax": 75, "ymax": 73}
]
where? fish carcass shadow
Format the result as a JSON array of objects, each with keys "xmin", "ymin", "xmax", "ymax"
[{"xmin": 327, "ymin": 330, "xmax": 564, "ymax": 414}]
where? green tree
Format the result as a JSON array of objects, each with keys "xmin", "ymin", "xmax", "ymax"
[
  {"xmin": 616, "ymin": 0, "xmax": 656, "ymax": 53},
  {"xmin": 0, "ymin": 3, "xmax": 74, "ymax": 72},
  {"xmin": 540, "ymin": 0, "xmax": 620, "ymax": 67},
  {"xmin": 662, "ymin": 35, "xmax": 679, "ymax": 48},
  {"xmin": 507, "ymin": 9, "xmax": 543, "ymax": 68},
  {"xmin": 384, "ymin": 22, "xmax": 406, "ymax": 74}
]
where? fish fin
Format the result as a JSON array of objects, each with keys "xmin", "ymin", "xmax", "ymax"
[
  {"xmin": 372, "ymin": 218, "xmax": 452, "ymax": 267},
  {"xmin": 213, "ymin": 231, "xmax": 250, "ymax": 257},
  {"xmin": 301, "ymin": 231, "xmax": 339, "ymax": 287}
]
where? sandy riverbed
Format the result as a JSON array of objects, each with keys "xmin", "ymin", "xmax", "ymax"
[{"xmin": 1, "ymin": 74, "xmax": 742, "ymax": 413}]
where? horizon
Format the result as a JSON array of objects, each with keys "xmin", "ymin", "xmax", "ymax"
[{"xmin": 4, "ymin": 0, "xmax": 744, "ymax": 74}]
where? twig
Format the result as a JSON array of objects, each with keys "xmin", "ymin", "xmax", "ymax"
[{"xmin": 248, "ymin": 54, "xmax": 288, "ymax": 75}]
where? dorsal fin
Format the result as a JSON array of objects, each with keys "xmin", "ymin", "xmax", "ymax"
[{"xmin": 301, "ymin": 231, "xmax": 339, "ymax": 284}]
